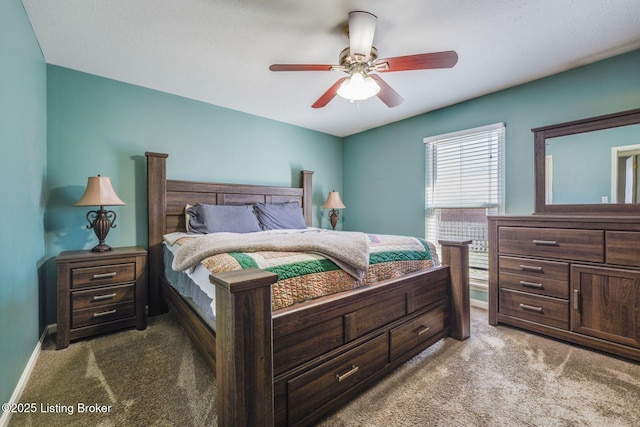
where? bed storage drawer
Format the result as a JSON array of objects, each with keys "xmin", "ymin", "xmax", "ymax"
[
  {"xmin": 274, "ymin": 288, "xmax": 408, "ymax": 375},
  {"xmin": 390, "ymin": 302, "xmax": 448, "ymax": 361},
  {"xmin": 287, "ymin": 333, "xmax": 388, "ymax": 426},
  {"xmin": 498, "ymin": 227, "xmax": 604, "ymax": 262},
  {"xmin": 499, "ymin": 289, "xmax": 568, "ymax": 329},
  {"xmin": 71, "ymin": 263, "xmax": 136, "ymax": 288},
  {"xmin": 498, "ymin": 256, "xmax": 569, "ymax": 299}
]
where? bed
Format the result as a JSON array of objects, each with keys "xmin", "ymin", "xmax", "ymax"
[{"xmin": 145, "ymin": 152, "xmax": 471, "ymax": 426}]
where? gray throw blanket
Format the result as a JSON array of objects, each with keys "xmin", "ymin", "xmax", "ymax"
[{"xmin": 169, "ymin": 229, "xmax": 370, "ymax": 279}]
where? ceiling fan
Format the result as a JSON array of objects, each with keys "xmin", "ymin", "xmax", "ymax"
[{"xmin": 269, "ymin": 11, "xmax": 458, "ymax": 109}]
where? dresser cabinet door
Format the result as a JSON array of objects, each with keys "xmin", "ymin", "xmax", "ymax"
[{"xmin": 571, "ymin": 265, "xmax": 640, "ymax": 348}]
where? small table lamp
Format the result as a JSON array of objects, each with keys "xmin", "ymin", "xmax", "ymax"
[
  {"xmin": 322, "ymin": 191, "xmax": 345, "ymax": 230},
  {"xmin": 75, "ymin": 175, "xmax": 125, "ymax": 252}
]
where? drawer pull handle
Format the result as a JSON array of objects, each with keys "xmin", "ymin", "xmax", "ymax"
[
  {"xmin": 92, "ymin": 272, "xmax": 117, "ymax": 280},
  {"xmin": 336, "ymin": 365, "xmax": 359, "ymax": 382},
  {"xmin": 416, "ymin": 326, "xmax": 432, "ymax": 336},
  {"xmin": 93, "ymin": 293, "xmax": 117, "ymax": 301},
  {"xmin": 92, "ymin": 309, "xmax": 117, "ymax": 318},
  {"xmin": 532, "ymin": 240, "xmax": 557, "ymax": 246},
  {"xmin": 519, "ymin": 265, "xmax": 543, "ymax": 272},
  {"xmin": 573, "ymin": 289, "xmax": 579, "ymax": 310},
  {"xmin": 519, "ymin": 303, "xmax": 543, "ymax": 313},
  {"xmin": 519, "ymin": 280, "xmax": 543, "ymax": 289}
]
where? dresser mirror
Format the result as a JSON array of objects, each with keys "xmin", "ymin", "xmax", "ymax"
[{"xmin": 533, "ymin": 108, "xmax": 640, "ymax": 214}]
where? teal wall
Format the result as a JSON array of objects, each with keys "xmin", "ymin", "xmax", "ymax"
[
  {"xmin": 343, "ymin": 49, "xmax": 640, "ymax": 237},
  {"xmin": 45, "ymin": 65, "xmax": 344, "ymax": 323},
  {"xmin": 0, "ymin": 0, "xmax": 47, "ymax": 408}
]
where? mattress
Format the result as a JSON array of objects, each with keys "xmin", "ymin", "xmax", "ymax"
[
  {"xmin": 164, "ymin": 242, "xmax": 216, "ymax": 329},
  {"xmin": 163, "ymin": 231, "xmax": 439, "ymax": 323}
]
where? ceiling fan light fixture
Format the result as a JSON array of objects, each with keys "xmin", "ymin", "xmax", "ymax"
[{"xmin": 337, "ymin": 72, "xmax": 380, "ymax": 101}]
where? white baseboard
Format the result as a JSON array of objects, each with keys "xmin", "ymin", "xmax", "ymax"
[
  {"xmin": 0, "ymin": 325, "xmax": 52, "ymax": 427},
  {"xmin": 470, "ymin": 298, "xmax": 488, "ymax": 310}
]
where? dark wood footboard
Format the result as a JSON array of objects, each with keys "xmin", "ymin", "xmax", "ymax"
[{"xmin": 211, "ymin": 240, "xmax": 470, "ymax": 427}]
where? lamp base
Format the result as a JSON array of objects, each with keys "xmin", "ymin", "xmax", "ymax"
[
  {"xmin": 91, "ymin": 242, "xmax": 113, "ymax": 252},
  {"xmin": 329, "ymin": 209, "xmax": 339, "ymax": 230},
  {"xmin": 86, "ymin": 207, "xmax": 117, "ymax": 253}
]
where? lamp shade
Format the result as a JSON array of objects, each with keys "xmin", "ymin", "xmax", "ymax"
[
  {"xmin": 322, "ymin": 191, "xmax": 346, "ymax": 209},
  {"xmin": 75, "ymin": 176, "xmax": 125, "ymax": 207}
]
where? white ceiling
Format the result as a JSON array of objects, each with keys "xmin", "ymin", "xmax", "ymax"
[{"xmin": 21, "ymin": 0, "xmax": 640, "ymax": 137}]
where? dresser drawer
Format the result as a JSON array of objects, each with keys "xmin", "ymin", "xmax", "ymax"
[
  {"xmin": 287, "ymin": 333, "xmax": 388, "ymax": 426},
  {"xmin": 499, "ymin": 227, "xmax": 604, "ymax": 262},
  {"xmin": 606, "ymin": 231, "xmax": 640, "ymax": 267},
  {"xmin": 499, "ymin": 256, "xmax": 569, "ymax": 299},
  {"xmin": 71, "ymin": 284, "xmax": 135, "ymax": 311},
  {"xmin": 390, "ymin": 303, "xmax": 447, "ymax": 361},
  {"xmin": 499, "ymin": 289, "xmax": 568, "ymax": 329},
  {"xmin": 71, "ymin": 263, "xmax": 136, "ymax": 288},
  {"xmin": 72, "ymin": 301, "xmax": 135, "ymax": 329}
]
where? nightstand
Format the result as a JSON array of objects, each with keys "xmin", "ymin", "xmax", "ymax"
[{"xmin": 56, "ymin": 246, "xmax": 147, "ymax": 349}]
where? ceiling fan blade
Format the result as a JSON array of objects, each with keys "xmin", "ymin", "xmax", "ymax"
[
  {"xmin": 269, "ymin": 64, "xmax": 335, "ymax": 72},
  {"xmin": 312, "ymin": 77, "xmax": 347, "ymax": 108},
  {"xmin": 348, "ymin": 11, "xmax": 377, "ymax": 62},
  {"xmin": 370, "ymin": 74, "xmax": 404, "ymax": 108},
  {"xmin": 377, "ymin": 50, "xmax": 458, "ymax": 72}
]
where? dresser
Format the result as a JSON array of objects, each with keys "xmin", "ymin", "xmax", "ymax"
[
  {"xmin": 56, "ymin": 246, "xmax": 148, "ymax": 349},
  {"xmin": 489, "ymin": 215, "xmax": 640, "ymax": 361}
]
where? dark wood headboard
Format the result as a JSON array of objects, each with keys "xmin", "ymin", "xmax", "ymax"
[{"xmin": 145, "ymin": 152, "xmax": 313, "ymax": 315}]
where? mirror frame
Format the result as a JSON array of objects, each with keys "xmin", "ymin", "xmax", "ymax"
[{"xmin": 533, "ymin": 107, "xmax": 640, "ymax": 215}]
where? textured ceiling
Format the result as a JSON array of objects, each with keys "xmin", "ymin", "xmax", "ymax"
[{"xmin": 21, "ymin": 0, "xmax": 640, "ymax": 137}]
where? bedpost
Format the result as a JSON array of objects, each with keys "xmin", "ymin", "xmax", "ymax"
[
  {"xmin": 211, "ymin": 269, "xmax": 279, "ymax": 427},
  {"xmin": 301, "ymin": 170, "xmax": 313, "ymax": 227},
  {"xmin": 146, "ymin": 152, "xmax": 169, "ymax": 316},
  {"xmin": 439, "ymin": 239, "xmax": 472, "ymax": 340}
]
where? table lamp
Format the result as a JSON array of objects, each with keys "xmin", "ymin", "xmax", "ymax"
[
  {"xmin": 75, "ymin": 175, "xmax": 125, "ymax": 252},
  {"xmin": 322, "ymin": 191, "xmax": 345, "ymax": 230}
]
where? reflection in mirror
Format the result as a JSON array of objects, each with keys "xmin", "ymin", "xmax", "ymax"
[
  {"xmin": 534, "ymin": 108, "xmax": 640, "ymax": 215},
  {"xmin": 613, "ymin": 144, "xmax": 640, "ymax": 203},
  {"xmin": 545, "ymin": 123, "xmax": 640, "ymax": 205}
]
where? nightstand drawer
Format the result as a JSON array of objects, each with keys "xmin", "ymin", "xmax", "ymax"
[
  {"xmin": 72, "ymin": 302, "xmax": 135, "ymax": 328},
  {"xmin": 499, "ymin": 256, "xmax": 569, "ymax": 299},
  {"xmin": 499, "ymin": 227, "xmax": 603, "ymax": 262},
  {"xmin": 390, "ymin": 303, "xmax": 447, "ymax": 361},
  {"xmin": 72, "ymin": 263, "xmax": 136, "ymax": 288},
  {"xmin": 72, "ymin": 284, "xmax": 135, "ymax": 311},
  {"xmin": 499, "ymin": 289, "xmax": 568, "ymax": 330}
]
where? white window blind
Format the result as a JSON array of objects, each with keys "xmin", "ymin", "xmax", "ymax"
[{"xmin": 424, "ymin": 123, "xmax": 505, "ymax": 285}]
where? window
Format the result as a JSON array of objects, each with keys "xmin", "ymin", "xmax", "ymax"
[{"xmin": 424, "ymin": 123, "xmax": 505, "ymax": 287}]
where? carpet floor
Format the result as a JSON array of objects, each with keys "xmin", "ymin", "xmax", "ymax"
[{"xmin": 9, "ymin": 307, "xmax": 640, "ymax": 426}]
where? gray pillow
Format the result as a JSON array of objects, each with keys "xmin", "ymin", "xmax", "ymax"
[
  {"xmin": 254, "ymin": 202, "xmax": 307, "ymax": 230},
  {"xmin": 186, "ymin": 203, "xmax": 261, "ymax": 234}
]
